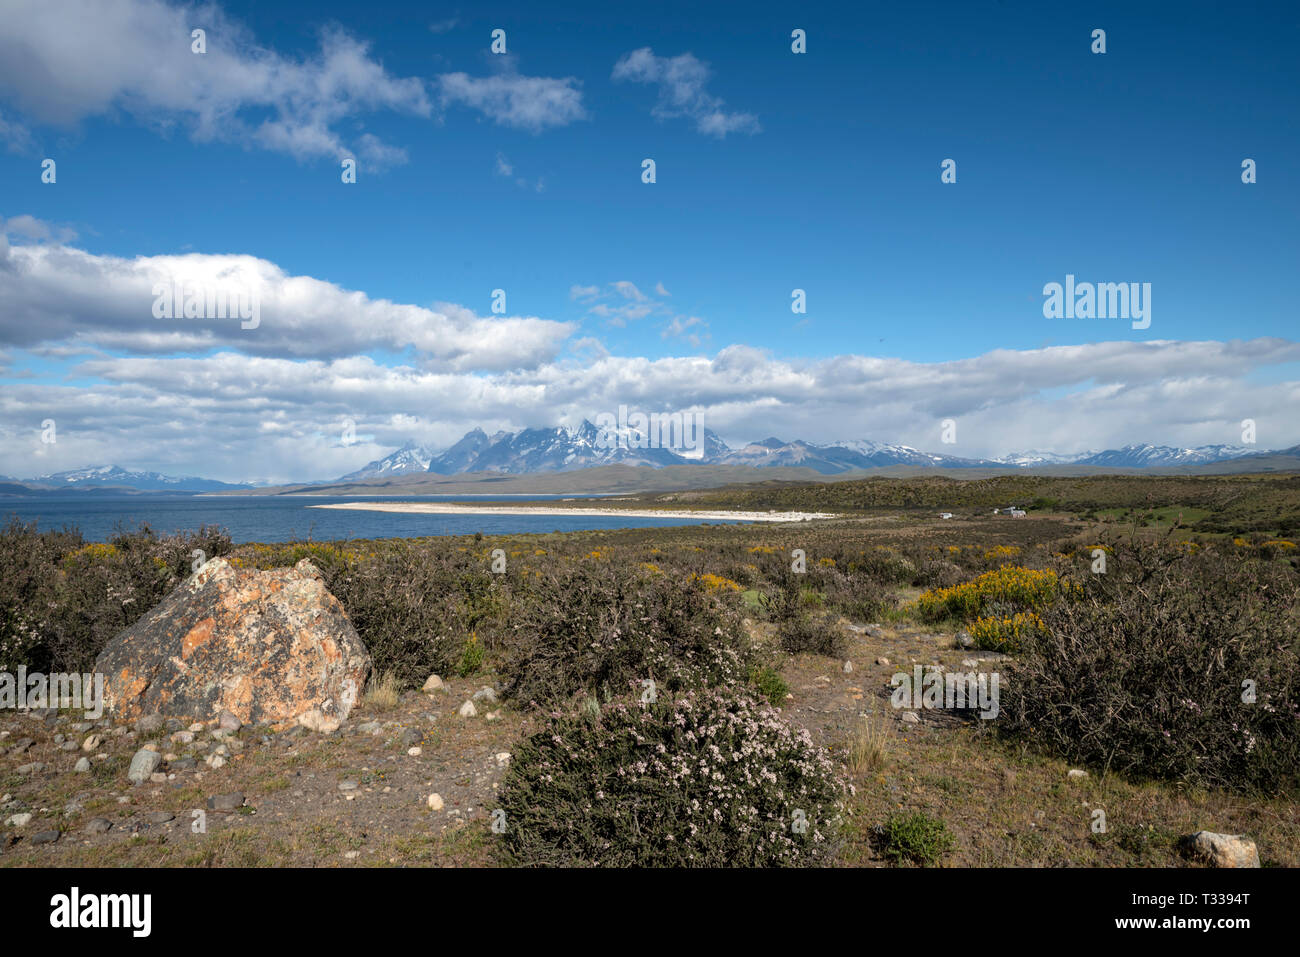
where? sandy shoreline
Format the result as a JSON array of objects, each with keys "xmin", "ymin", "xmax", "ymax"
[{"xmin": 308, "ymin": 502, "xmax": 838, "ymax": 522}]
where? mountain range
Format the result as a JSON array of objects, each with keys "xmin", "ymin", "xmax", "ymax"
[
  {"xmin": 4, "ymin": 427, "xmax": 1290, "ymax": 493},
  {"xmin": 8, "ymin": 465, "xmax": 253, "ymax": 493},
  {"xmin": 337, "ymin": 423, "xmax": 1270, "ymax": 479}
]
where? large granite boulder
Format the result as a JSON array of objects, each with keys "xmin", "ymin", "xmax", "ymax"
[{"xmin": 95, "ymin": 558, "xmax": 370, "ymax": 730}]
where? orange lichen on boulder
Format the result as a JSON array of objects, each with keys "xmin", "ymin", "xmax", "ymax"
[
  {"xmin": 181, "ymin": 617, "xmax": 216, "ymax": 658},
  {"xmin": 95, "ymin": 558, "xmax": 371, "ymax": 729}
]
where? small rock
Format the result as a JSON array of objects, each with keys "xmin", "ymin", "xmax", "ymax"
[
  {"xmin": 955, "ymin": 631, "xmax": 973, "ymax": 649},
  {"xmin": 207, "ymin": 792, "xmax": 244, "ymax": 812},
  {"xmin": 399, "ymin": 727, "xmax": 421, "ymax": 748},
  {"xmin": 356, "ymin": 721, "xmax": 382, "ymax": 735},
  {"xmin": 164, "ymin": 718, "xmax": 184, "ymax": 733},
  {"xmin": 10, "ymin": 738, "xmax": 35, "ymax": 754},
  {"xmin": 495, "ymin": 752, "xmax": 511, "ymax": 767},
  {"xmin": 1067, "ymin": 769, "xmax": 1088, "ymax": 779},
  {"xmin": 82, "ymin": 734, "xmax": 103, "ymax": 752},
  {"xmin": 204, "ymin": 753, "xmax": 226, "ymax": 769},
  {"xmin": 876, "ymin": 657, "xmax": 890, "ymax": 666},
  {"xmin": 17, "ymin": 762, "xmax": 46, "ymax": 775},
  {"xmin": 74, "ymin": 757, "xmax": 91, "ymax": 773},
  {"xmin": 147, "ymin": 811, "xmax": 175, "ymax": 824},
  {"xmin": 149, "ymin": 772, "xmax": 167, "ymax": 783},
  {"xmin": 900, "ymin": 711, "xmax": 920, "ymax": 724},
  {"xmin": 1180, "ymin": 831, "xmax": 1261, "ymax": 868},
  {"xmin": 135, "ymin": 715, "xmax": 164, "ymax": 735},
  {"xmin": 84, "ymin": 817, "xmax": 113, "ymax": 835},
  {"xmin": 29, "ymin": 830, "xmax": 60, "ymax": 845},
  {"xmin": 60, "ymin": 740, "xmax": 80, "ymax": 751},
  {"xmin": 297, "ymin": 709, "xmax": 341, "ymax": 734},
  {"xmin": 127, "ymin": 749, "xmax": 162, "ymax": 783},
  {"xmin": 217, "ymin": 711, "xmax": 242, "ymax": 732},
  {"xmin": 485, "ymin": 710, "xmax": 500, "ymax": 721},
  {"xmin": 170, "ymin": 731, "xmax": 194, "ymax": 745},
  {"xmin": 426, "ymin": 793, "xmax": 444, "ymax": 811},
  {"xmin": 188, "ymin": 722, "xmax": 206, "ymax": 733},
  {"xmin": 472, "ymin": 687, "xmax": 498, "ymax": 705},
  {"xmin": 5, "ymin": 813, "xmax": 32, "ymax": 827},
  {"xmin": 170, "ymin": 757, "xmax": 197, "ymax": 772},
  {"xmin": 458, "ymin": 700, "xmax": 478, "ymax": 718},
  {"xmin": 422, "ymin": 674, "xmax": 446, "ymax": 694},
  {"xmin": 407, "ymin": 747, "xmax": 422, "ymax": 757},
  {"xmin": 338, "ymin": 780, "xmax": 359, "ymax": 791}
]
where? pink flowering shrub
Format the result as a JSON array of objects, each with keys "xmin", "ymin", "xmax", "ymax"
[{"xmin": 496, "ymin": 688, "xmax": 848, "ymax": 866}]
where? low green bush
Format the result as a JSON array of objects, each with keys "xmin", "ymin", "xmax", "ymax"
[{"xmin": 878, "ymin": 811, "xmax": 955, "ymax": 866}]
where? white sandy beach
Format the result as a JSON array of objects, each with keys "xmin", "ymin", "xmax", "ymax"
[{"xmin": 308, "ymin": 502, "xmax": 839, "ymax": 522}]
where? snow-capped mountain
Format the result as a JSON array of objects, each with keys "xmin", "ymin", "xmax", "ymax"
[
  {"xmin": 993, "ymin": 450, "xmax": 1099, "ymax": 468},
  {"xmin": 337, "ymin": 441, "xmax": 438, "ymax": 481},
  {"xmin": 716, "ymin": 437, "xmax": 995, "ymax": 473},
  {"xmin": 400, "ymin": 423, "xmax": 1001, "ymax": 476},
  {"xmin": 1071, "ymin": 444, "xmax": 1260, "ymax": 467},
  {"xmin": 990, "ymin": 445, "xmax": 1265, "ymax": 468},
  {"xmin": 425, "ymin": 421, "xmax": 716, "ymax": 474},
  {"xmin": 25, "ymin": 465, "xmax": 251, "ymax": 492}
]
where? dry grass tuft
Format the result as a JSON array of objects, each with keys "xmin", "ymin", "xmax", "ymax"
[
  {"xmin": 363, "ymin": 670, "xmax": 403, "ymax": 712},
  {"xmin": 848, "ymin": 713, "xmax": 891, "ymax": 776}
]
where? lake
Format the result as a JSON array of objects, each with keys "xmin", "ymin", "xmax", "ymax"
[{"xmin": 0, "ymin": 494, "xmax": 740, "ymax": 544}]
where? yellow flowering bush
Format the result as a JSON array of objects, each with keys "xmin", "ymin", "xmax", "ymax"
[
  {"xmin": 690, "ymin": 572, "xmax": 742, "ymax": 592},
  {"xmin": 915, "ymin": 565, "xmax": 1061, "ymax": 623},
  {"xmin": 969, "ymin": 611, "xmax": 1045, "ymax": 653},
  {"xmin": 982, "ymin": 544, "xmax": 1020, "ymax": 562}
]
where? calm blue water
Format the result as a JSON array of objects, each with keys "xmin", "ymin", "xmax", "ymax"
[{"xmin": 0, "ymin": 494, "xmax": 738, "ymax": 544}]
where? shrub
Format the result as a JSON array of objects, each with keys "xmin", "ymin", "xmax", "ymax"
[
  {"xmin": 818, "ymin": 567, "xmax": 894, "ymax": 622},
  {"xmin": 455, "ymin": 632, "xmax": 485, "ymax": 677},
  {"xmin": 877, "ymin": 811, "xmax": 955, "ymax": 866},
  {"xmin": 0, "ymin": 520, "xmax": 233, "ymax": 672},
  {"xmin": 1001, "ymin": 541, "xmax": 1300, "ymax": 793},
  {"xmin": 494, "ymin": 560, "xmax": 755, "ymax": 708},
  {"xmin": 913, "ymin": 558, "xmax": 964, "ymax": 590},
  {"xmin": 777, "ymin": 615, "xmax": 845, "ymax": 658},
  {"xmin": 914, "ymin": 565, "xmax": 1062, "ymax": 624},
  {"xmin": 496, "ymin": 689, "xmax": 847, "ymax": 866},
  {"xmin": 323, "ymin": 545, "xmax": 504, "ymax": 688},
  {"xmin": 841, "ymin": 548, "xmax": 916, "ymax": 585},
  {"xmin": 749, "ymin": 665, "xmax": 790, "ymax": 705},
  {"xmin": 968, "ymin": 610, "xmax": 1045, "ymax": 653}
]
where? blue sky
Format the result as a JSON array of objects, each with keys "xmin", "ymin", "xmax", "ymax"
[{"xmin": 0, "ymin": 0, "xmax": 1297, "ymax": 482}]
